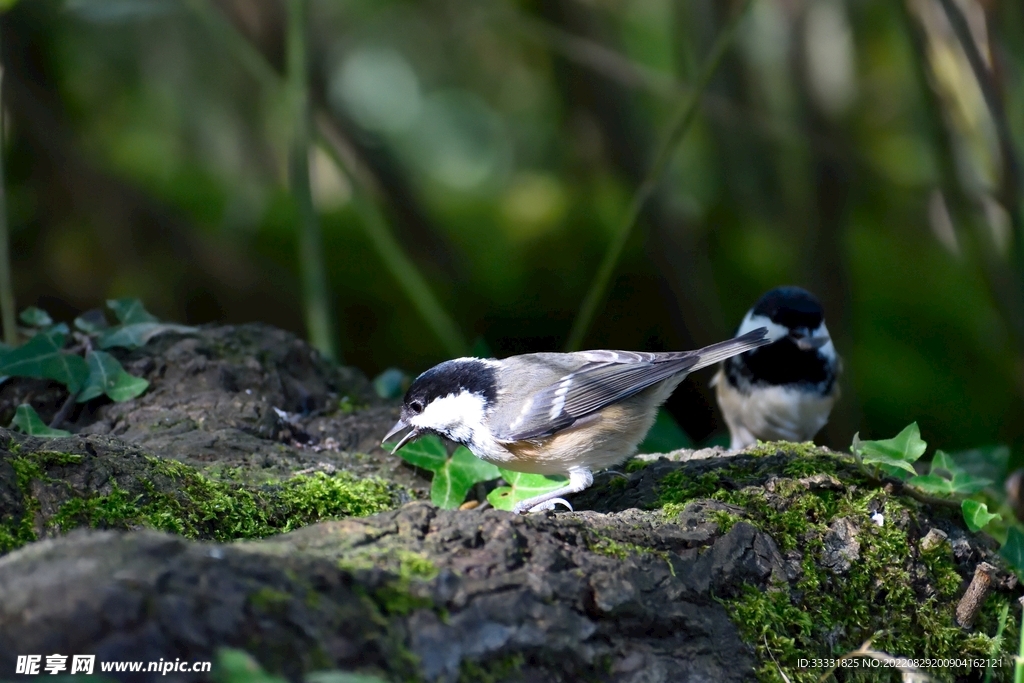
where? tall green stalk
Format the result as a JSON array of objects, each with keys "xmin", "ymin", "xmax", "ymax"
[
  {"xmin": 0, "ymin": 30, "xmax": 16, "ymax": 347},
  {"xmin": 1016, "ymin": 608, "xmax": 1024, "ymax": 683},
  {"xmin": 564, "ymin": 0, "xmax": 755, "ymax": 352},
  {"xmin": 287, "ymin": 0, "xmax": 338, "ymax": 361},
  {"xmin": 188, "ymin": 0, "xmax": 466, "ymax": 358}
]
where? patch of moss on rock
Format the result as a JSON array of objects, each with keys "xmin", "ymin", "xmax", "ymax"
[
  {"xmin": 645, "ymin": 442, "xmax": 1018, "ymax": 682},
  {"xmin": 0, "ymin": 430, "xmax": 404, "ymax": 553}
]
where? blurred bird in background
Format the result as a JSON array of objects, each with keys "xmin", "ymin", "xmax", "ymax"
[{"xmin": 712, "ymin": 286, "xmax": 841, "ymax": 449}]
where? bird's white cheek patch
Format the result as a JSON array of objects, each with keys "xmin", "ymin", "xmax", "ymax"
[
  {"xmin": 738, "ymin": 312, "xmax": 789, "ymax": 342},
  {"xmin": 410, "ymin": 391, "xmax": 488, "ymax": 443},
  {"xmin": 814, "ymin": 323, "xmax": 837, "ymax": 362}
]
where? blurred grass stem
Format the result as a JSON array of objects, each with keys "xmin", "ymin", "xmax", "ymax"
[
  {"xmin": 901, "ymin": 0, "xmax": 1024, "ymax": 357},
  {"xmin": 315, "ymin": 117, "xmax": 467, "ymax": 357},
  {"xmin": 935, "ymin": 0, "xmax": 1024, "ymax": 288},
  {"xmin": 190, "ymin": 0, "xmax": 466, "ymax": 358},
  {"xmin": 287, "ymin": 0, "xmax": 338, "ymax": 361},
  {"xmin": 565, "ymin": 0, "xmax": 754, "ymax": 352},
  {"xmin": 0, "ymin": 44, "xmax": 15, "ymax": 347}
]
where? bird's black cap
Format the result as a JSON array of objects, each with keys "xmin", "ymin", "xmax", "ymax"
[
  {"xmin": 751, "ymin": 286, "xmax": 824, "ymax": 331},
  {"xmin": 403, "ymin": 358, "xmax": 498, "ymax": 410}
]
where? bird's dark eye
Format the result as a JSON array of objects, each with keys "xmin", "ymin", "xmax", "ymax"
[{"xmin": 409, "ymin": 400, "xmax": 424, "ymax": 414}]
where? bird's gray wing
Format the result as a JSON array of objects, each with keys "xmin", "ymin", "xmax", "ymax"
[{"xmin": 493, "ymin": 329, "xmax": 769, "ymax": 441}]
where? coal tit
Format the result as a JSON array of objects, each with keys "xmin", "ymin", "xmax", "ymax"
[
  {"xmin": 711, "ymin": 286, "xmax": 840, "ymax": 449},
  {"xmin": 383, "ymin": 328, "xmax": 770, "ymax": 514}
]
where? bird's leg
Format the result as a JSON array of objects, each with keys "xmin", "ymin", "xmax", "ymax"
[{"xmin": 512, "ymin": 468, "xmax": 593, "ymax": 515}]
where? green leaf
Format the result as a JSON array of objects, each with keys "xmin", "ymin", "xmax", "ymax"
[
  {"xmin": 487, "ymin": 470, "xmax": 568, "ymax": 511},
  {"xmin": 962, "ymin": 499, "xmax": 1001, "ymax": 533},
  {"xmin": 429, "ymin": 447, "xmax": 501, "ymax": 509},
  {"xmin": 0, "ymin": 331, "xmax": 89, "ymax": 393},
  {"xmin": 306, "ymin": 672, "xmax": 391, "ymax": 683},
  {"xmin": 214, "ymin": 648, "xmax": 288, "ymax": 683},
  {"xmin": 947, "ymin": 445, "xmax": 1010, "ymax": 484},
  {"xmin": 19, "ymin": 306, "xmax": 52, "ymax": 327},
  {"xmin": 78, "ymin": 351, "xmax": 149, "ymax": 402},
  {"xmin": 107, "ymin": 297, "xmax": 158, "ymax": 324},
  {"xmin": 930, "ymin": 450, "xmax": 956, "ymax": 474},
  {"xmin": 74, "ymin": 308, "xmax": 110, "ymax": 334},
  {"xmin": 97, "ymin": 322, "xmax": 197, "ymax": 349},
  {"xmin": 393, "ymin": 434, "xmax": 448, "ymax": 472},
  {"xmin": 851, "ymin": 423, "xmax": 927, "ymax": 476},
  {"xmin": 638, "ymin": 408, "xmax": 692, "ymax": 453},
  {"xmin": 908, "ymin": 450, "xmax": 993, "ymax": 495},
  {"xmin": 9, "ymin": 404, "xmax": 71, "ymax": 437},
  {"xmin": 907, "ymin": 473, "xmax": 953, "ymax": 495},
  {"xmin": 999, "ymin": 527, "xmax": 1024, "ymax": 576}
]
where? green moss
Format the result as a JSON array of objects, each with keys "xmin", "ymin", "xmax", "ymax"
[
  {"xmin": 586, "ymin": 533, "xmax": 676, "ymax": 576},
  {"xmin": 0, "ymin": 454, "xmax": 72, "ymax": 552},
  {"xmin": 338, "ymin": 549, "xmax": 438, "ymax": 618},
  {"xmin": 397, "ymin": 551, "xmax": 438, "ymax": 581},
  {"xmin": 1, "ymin": 450, "xmax": 401, "ymax": 553},
  {"xmin": 650, "ymin": 445, "xmax": 1018, "ymax": 681},
  {"xmin": 624, "ymin": 458, "xmax": 650, "ymax": 473},
  {"xmin": 745, "ymin": 440, "xmax": 823, "ymax": 460},
  {"xmin": 588, "ymin": 536, "xmax": 647, "ymax": 560},
  {"xmin": 707, "ymin": 509, "xmax": 741, "ymax": 534},
  {"xmin": 458, "ymin": 653, "xmax": 526, "ymax": 683},
  {"xmin": 249, "ymin": 587, "xmax": 293, "ymax": 613}
]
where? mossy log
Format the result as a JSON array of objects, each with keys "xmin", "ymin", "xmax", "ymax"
[{"xmin": 0, "ymin": 324, "xmax": 1019, "ymax": 682}]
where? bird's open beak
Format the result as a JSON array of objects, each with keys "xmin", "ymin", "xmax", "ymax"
[
  {"xmin": 792, "ymin": 333, "xmax": 828, "ymax": 351},
  {"xmin": 382, "ymin": 418, "xmax": 420, "ymax": 454}
]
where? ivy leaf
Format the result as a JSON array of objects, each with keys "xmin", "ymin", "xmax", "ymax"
[
  {"xmin": 97, "ymin": 322, "xmax": 197, "ymax": 350},
  {"xmin": 19, "ymin": 306, "xmax": 52, "ymax": 327},
  {"xmin": 929, "ymin": 450, "xmax": 956, "ymax": 475},
  {"xmin": 74, "ymin": 308, "xmax": 110, "ymax": 334},
  {"xmin": 962, "ymin": 499, "xmax": 1000, "ymax": 533},
  {"xmin": 907, "ymin": 473, "xmax": 953, "ymax": 495},
  {"xmin": 1000, "ymin": 528, "xmax": 1024, "ymax": 577},
  {"xmin": 487, "ymin": 470, "xmax": 569, "ymax": 511},
  {"xmin": 947, "ymin": 445, "xmax": 1010, "ymax": 485},
  {"xmin": 429, "ymin": 447, "xmax": 501, "ymax": 509},
  {"xmin": 0, "ymin": 331, "xmax": 89, "ymax": 393},
  {"xmin": 851, "ymin": 423, "xmax": 927, "ymax": 477},
  {"xmin": 393, "ymin": 434, "xmax": 448, "ymax": 472},
  {"xmin": 78, "ymin": 351, "xmax": 149, "ymax": 403},
  {"xmin": 107, "ymin": 297, "xmax": 158, "ymax": 324},
  {"xmin": 908, "ymin": 450, "xmax": 993, "ymax": 496},
  {"xmin": 638, "ymin": 408, "xmax": 692, "ymax": 453},
  {"xmin": 9, "ymin": 404, "xmax": 71, "ymax": 437}
]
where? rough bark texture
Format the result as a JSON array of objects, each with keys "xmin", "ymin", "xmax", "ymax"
[{"xmin": 0, "ymin": 324, "xmax": 1019, "ymax": 683}]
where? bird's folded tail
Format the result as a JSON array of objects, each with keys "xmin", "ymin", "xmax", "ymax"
[{"xmin": 686, "ymin": 327, "xmax": 771, "ymax": 373}]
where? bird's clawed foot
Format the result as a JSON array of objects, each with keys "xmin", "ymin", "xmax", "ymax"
[{"xmin": 512, "ymin": 497, "xmax": 574, "ymax": 514}]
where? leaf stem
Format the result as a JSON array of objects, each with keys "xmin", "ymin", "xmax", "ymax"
[
  {"xmin": 564, "ymin": 0, "xmax": 754, "ymax": 351},
  {"xmin": 49, "ymin": 391, "xmax": 78, "ymax": 430}
]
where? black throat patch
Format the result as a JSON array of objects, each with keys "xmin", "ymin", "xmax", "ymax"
[{"xmin": 725, "ymin": 339, "xmax": 836, "ymax": 394}]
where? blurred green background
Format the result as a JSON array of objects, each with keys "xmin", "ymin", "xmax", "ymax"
[{"xmin": 2, "ymin": 0, "xmax": 1023, "ymax": 453}]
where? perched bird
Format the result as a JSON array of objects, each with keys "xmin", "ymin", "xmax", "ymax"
[
  {"xmin": 711, "ymin": 286, "xmax": 840, "ymax": 450},
  {"xmin": 383, "ymin": 328, "xmax": 770, "ymax": 514}
]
